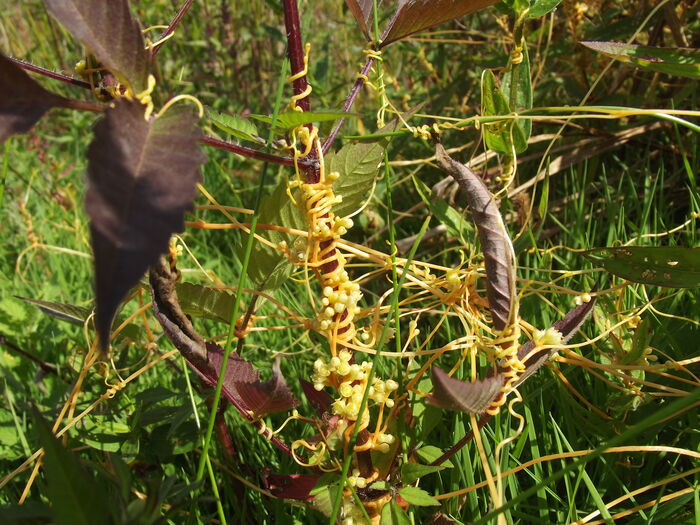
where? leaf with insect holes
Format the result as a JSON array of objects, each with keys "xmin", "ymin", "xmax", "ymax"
[
  {"xmin": 86, "ymin": 99, "xmax": 205, "ymax": 349},
  {"xmin": 206, "ymin": 107, "xmax": 264, "ymax": 144},
  {"xmin": 428, "ymin": 368, "xmax": 505, "ymax": 414},
  {"xmin": 510, "ymin": 288, "xmax": 597, "ymax": 386},
  {"xmin": 175, "ymin": 282, "xmax": 235, "ymax": 324},
  {"xmin": 481, "ymin": 69, "xmax": 527, "ymax": 154},
  {"xmin": 32, "ymin": 408, "xmax": 110, "ymax": 525},
  {"xmin": 0, "ymin": 53, "xmax": 66, "ymax": 144},
  {"xmin": 435, "ymin": 143, "xmax": 515, "ymax": 331},
  {"xmin": 581, "ymin": 41, "xmax": 700, "ymax": 79},
  {"xmin": 17, "ymin": 297, "xmax": 91, "ymax": 325},
  {"xmin": 583, "ymin": 247, "xmax": 700, "ymax": 288},
  {"xmin": 44, "ymin": 0, "xmax": 150, "ymax": 93},
  {"xmin": 381, "ymin": 0, "xmax": 498, "ymax": 47},
  {"xmin": 191, "ymin": 344, "xmax": 299, "ymax": 418},
  {"xmin": 345, "ymin": 0, "xmax": 375, "ymax": 40}
]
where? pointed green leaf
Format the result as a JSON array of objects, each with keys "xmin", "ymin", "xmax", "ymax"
[
  {"xmin": 250, "ymin": 111, "xmax": 353, "ymax": 131},
  {"xmin": 32, "ymin": 408, "xmax": 110, "ymax": 525},
  {"xmin": 17, "ymin": 297, "xmax": 91, "ymax": 325},
  {"xmin": 44, "ymin": 0, "xmax": 150, "ymax": 92},
  {"xmin": 380, "ymin": 499, "xmax": 411, "ymax": 525},
  {"xmin": 86, "ymin": 99, "xmax": 205, "ymax": 349},
  {"xmin": 581, "ymin": 41, "xmax": 700, "ymax": 79},
  {"xmin": 582, "ymin": 246, "xmax": 700, "ymax": 288},
  {"xmin": 398, "ymin": 486, "xmax": 440, "ymax": 506},
  {"xmin": 381, "ymin": 0, "xmax": 499, "ymax": 47},
  {"xmin": 527, "ymin": 0, "xmax": 562, "ymax": 18},
  {"xmin": 502, "ymin": 43, "xmax": 532, "ymax": 151},
  {"xmin": 400, "ymin": 463, "xmax": 445, "ymax": 485},
  {"xmin": 0, "ymin": 53, "xmax": 66, "ymax": 144},
  {"xmin": 412, "ymin": 176, "xmax": 474, "ymax": 243},
  {"xmin": 415, "ymin": 445, "xmax": 454, "ymax": 467},
  {"xmin": 481, "ymin": 69, "xmax": 525, "ymax": 154},
  {"xmin": 309, "ymin": 474, "xmax": 341, "ymax": 518},
  {"xmin": 206, "ymin": 107, "xmax": 263, "ymax": 143},
  {"xmin": 175, "ymin": 282, "xmax": 235, "ymax": 324}
]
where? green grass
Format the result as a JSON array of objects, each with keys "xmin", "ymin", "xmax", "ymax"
[{"xmin": 1, "ymin": 1, "xmax": 700, "ymax": 524}]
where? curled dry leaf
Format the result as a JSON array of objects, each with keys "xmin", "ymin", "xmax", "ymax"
[
  {"xmin": 44, "ymin": 0, "xmax": 150, "ymax": 92},
  {"xmin": 427, "ymin": 368, "xmax": 505, "ymax": 414},
  {"xmin": 87, "ymin": 99, "xmax": 205, "ymax": 349},
  {"xmin": 381, "ymin": 0, "xmax": 498, "ymax": 47},
  {"xmin": 435, "ymin": 142, "xmax": 515, "ymax": 331},
  {"xmin": 0, "ymin": 53, "xmax": 66, "ymax": 144}
]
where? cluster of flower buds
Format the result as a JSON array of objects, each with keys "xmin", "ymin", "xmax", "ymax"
[
  {"xmin": 317, "ymin": 277, "xmax": 363, "ymax": 331},
  {"xmin": 312, "ymin": 351, "xmax": 399, "ymax": 420}
]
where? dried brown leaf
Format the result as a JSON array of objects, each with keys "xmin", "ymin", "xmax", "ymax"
[
  {"xmin": 435, "ymin": 143, "xmax": 515, "ymax": 331},
  {"xmin": 427, "ymin": 367, "xmax": 505, "ymax": 414}
]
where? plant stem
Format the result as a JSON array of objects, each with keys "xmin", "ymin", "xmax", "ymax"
[
  {"xmin": 152, "ymin": 0, "xmax": 194, "ymax": 56},
  {"xmin": 200, "ymin": 136, "xmax": 308, "ymax": 168},
  {"xmin": 7, "ymin": 56, "xmax": 91, "ymax": 89},
  {"xmin": 282, "ymin": 0, "xmax": 310, "ymax": 113}
]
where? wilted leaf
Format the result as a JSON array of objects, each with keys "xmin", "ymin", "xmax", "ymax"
[
  {"xmin": 400, "ymin": 462, "xmax": 445, "ymax": 485},
  {"xmin": 44, "ymin": 0, "xmax": 150, "ymax": 92},
  {"xmin": 428, "ymin": 367, "xmax": 505, "ymax": 414},
  {"xmin": 0, "ymin": 53, "xmax": 66, "ymax": 144},
  {"xmin": 381, "ymin": 0, "xmax": 498, "ymax": 47},
  {"xmin": 245, "ymin": 178, "xmax": 306, "ymax": 290},
  {"xmin": 17, "ymin": 297, "xmax": 91, "ymax": 325},
  {"xmin": 87, "ymin": 99, "xmax": 205, "ymax": 349},
  {"xmin": 266, "ymin": 473, "xmax": 320, "ymax": 500},
  {"xmin": 502, "ymin": 43, "xmax": 532, "ymax": 149},
  {"xmin": 398, "ymin": 486, "xmax": 440, "ymax": 506},
  {"xmin": 380, "ymin": 499, "xmax": 411, "ymax": 525},
  {"xmin": 345, "ymin": 0, "xmax": 375, "ymax": 40},
  {"xmin": 582, "ymin": 246, "xmax": 700, "ymax": 288},
  {"xmin": 435, "ymin": 143, "xmax": 516, "ymax": 331},
  {"xmin": 250, "ymin": 111, "xmax": 353, "ymax": 131},
  {"xmin": 512, "ymin": 290, "xmax": 597, "ymax": 386},
  {"xmin": 175, "ymin": 282, "xmax": 235, "ymax": 324},
  {"xmin": 481, "ymin": 69, "xmax": 526, "ymax": 154},
  {"xmin": 581, "ymin": 41, "xmax": 700, "ymax": 79},
  {"xmin": 32, "ymin": 408, "xmax": 110, "ymax": 525},
  {"xmin": 206, "ymin": 107, "xmax": 263, "ymax": 143}
]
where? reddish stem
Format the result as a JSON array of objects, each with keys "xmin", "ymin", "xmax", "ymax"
[
  {"xmin": 200, "ymin": 136, "xmax": 314, "ymax": 168},
  {"xmin": 282, "ymin": 0, "xmax": 310, "ymax": 113},
  {"xmin": 8, "ymin": 56, "xmax": 91, "ymax": 89},
  {"xmin": 152, "ymin": 0, "xmax": 195, "ymax": 56}
]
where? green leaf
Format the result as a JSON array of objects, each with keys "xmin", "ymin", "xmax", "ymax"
[
  {"xmin": 502, "ymin": 43, "xmax": 532, "ymax": 151},
  {"xmin": 17, "ymin": 297, "xmax": 91, "ymax": 325},
  {"xmin": 206, "ymin": 107, "xmax": 263, "ymax": 143},
  {"xmin": 309, "ymin": 474, "xmax": 340, "ymax": 518},
  {"xmin": 245, "ymin": 178, "xmax": 306, "ymax": 290},
  {"xmin": 176, "ymin": 282, "xmax": 235, "ymax": 323},
  {"xmin": 527, "ymin": 0, "xmax": 562, "ymax": 18},
  {"xmin": 481, "ymin": 69, "xmax": 525, "ymax": 154},
  {"xmin": 44, "ymin": 0, "xmax": 150, "ymax": 92},
  {"xmin": 250, "ymin": 111, "xmax": 353, "ymax": 131},
  {"xmin": 400, "ymin": 463, "xmax": 445, "ymax": 485},
  {"xmin": 32, "ymin": 408, "xmax": 110, "ymax": 525},
  {"xmin": 415, "ymin": 445, "xmax": 454, "ymax": 467},
  {"xmin": 380, "ymin": 499, "xmax": 411, "ymax": 525},
  {"xmin": 582, "ymin": 246, "xmax": 700, "ymax": 288},
  {"xmin": 412, "ymin": 176, "xmax": 473, "ymax": 243},
  {"xmin": 581, "ymin": 41, "xmax": 700, "ymax": 79},
  {"xmin": 398, "ymin": 486, "xmax": 440, "ymax": 506}
]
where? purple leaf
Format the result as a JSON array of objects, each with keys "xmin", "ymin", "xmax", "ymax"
[
  {"xmin": 435, "ymin": 143, "xmax": 515, "ymax": 331},
  {"xmin": 427, "ymin": 367, "xmax": 505, "ymax": 414},
  {"xmin": 300, "ymin": 379, "xmax": 333, "ymax": 416},
  {"xmin": 345, "ymin": 0, "xmax": 375, "ymax": 40},
  {"xmin": 44, "ymin": 0, "xmax": 150, "ymax": 93},
  {"xmin": 87, "ymin": 99, "xmax": 205, "ymax": 349},
  {"xmin": 266, "ymin": 473, "xmax": 320, "ymax": 500},
  {"xmin": 381, "ymin": 0, "xmax": 498, "ymax": 47},
  {"xmin": 511, "ymin": 290, "xmax": 597, "ymax": 386},
  {"xmin": 0, "ymin": 53, "xmax": 66, "ymax": 144}
]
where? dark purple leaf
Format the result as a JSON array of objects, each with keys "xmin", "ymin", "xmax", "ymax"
[
  {"xmin": 381, "ymin": 0, "xmax": 498, "ymax": 47},
  {"xmin": 0, "ymin": 53, "xmax": 66, "ymax": 144},
  {"xmin": 87, "ymin": 99, "xmax": 205, "ymax": 349},
  {"xmin": 301, "ymin": 379, "xmax": 333, "ymax": 416},
  {"xmin": 427, "ymin": 367, "xmax": 505, "ymax": 414},
  {"xmin": 345, "ymin": 0, "xmax": 375, "ymax": 40},
  {"xmin": 44, "ymin": 0, "xmax": 150, "ymax": 93},
  {"xmin": 266, "ymin": 473, "xmax": 320, "ymax": 500},
  {"xmin": 435, "ymin": 143, "xmax": 515, "ymax": 331},
  {"xmin": 511, "ymin": 289, "xmax": 597, "ymax": 386}
]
